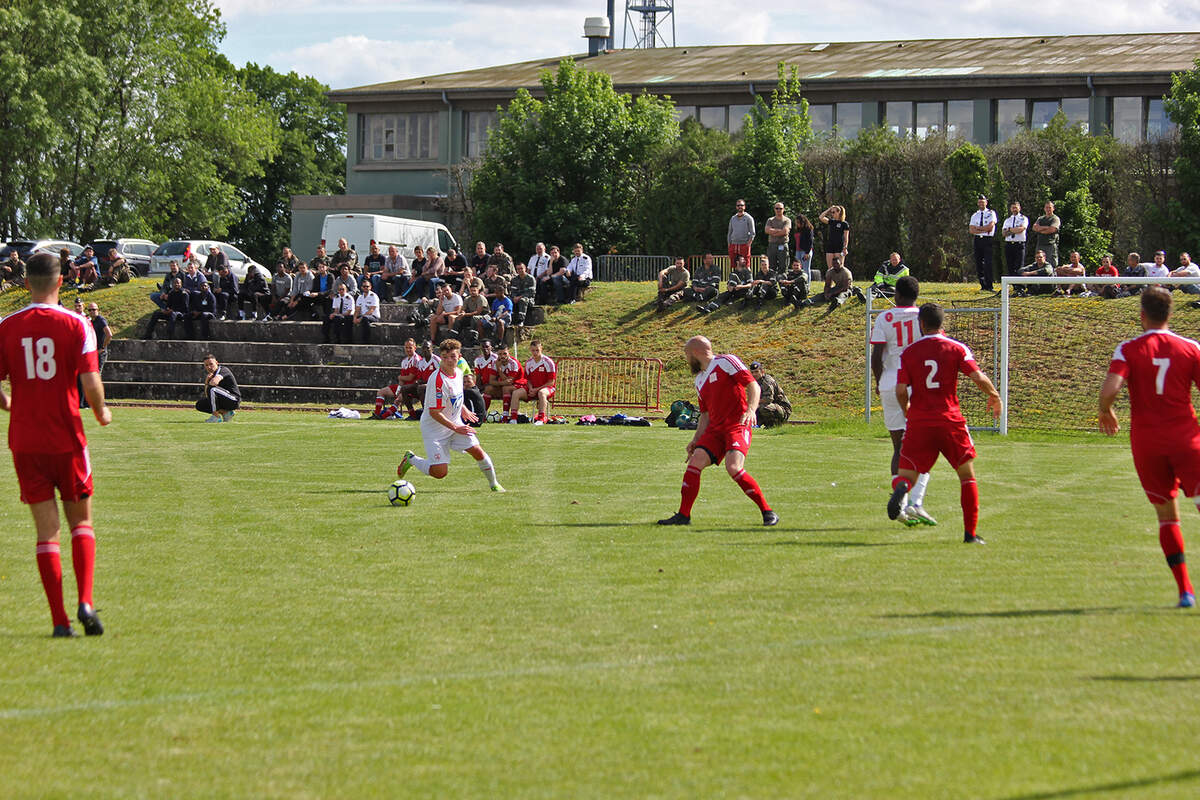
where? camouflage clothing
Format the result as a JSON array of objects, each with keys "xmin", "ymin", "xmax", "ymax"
[
  {"xmin": 330, "ymin": 247, "xmax": 358, "ymax": 273},
  {"xmin": 755, "ymin": 373, "xmax": 791, "ymax": 427},
  {"xmin": 308, "ymin": 255, "xmax": 331, "ymax": 274},
  {"xmin": 686, "ymin": 263, "xmax": 722, "ymax": 302},
  {"xmin": 657, "ymin": 265, "xmax": 691, "ymax": 308},
  {"xmin": 488, "ymin": 251, "xmax": 515, "ymax": 277},
  {"xmin": 483, "ymin": 273, "xmax": 510, "ymax": 298}
]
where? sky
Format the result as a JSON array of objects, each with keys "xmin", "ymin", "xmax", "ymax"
[{"xmin": 213, "ymin": 0, "xmax": 1200, "ymax": 91}]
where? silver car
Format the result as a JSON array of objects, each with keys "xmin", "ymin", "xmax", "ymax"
[{"xmin": 148, "ymin": 240, "xmax": 267, "ymax": 281}]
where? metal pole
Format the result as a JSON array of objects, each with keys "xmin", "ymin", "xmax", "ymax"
[
  {"xmin": 999, "ymin": 276, "xmax": 1010, "ymax": 435},
  {"xmin": 864, "ymin": 290, "xmax": 873, "ymax": 423}
]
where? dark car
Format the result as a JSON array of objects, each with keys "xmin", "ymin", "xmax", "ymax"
[
  {"xmin": 90, "ymin": 238, "xmax": 158, "ymax": 277},
  {"xmin": 1, "ymin": 239, "xmax": 84, "ymax": 261}
]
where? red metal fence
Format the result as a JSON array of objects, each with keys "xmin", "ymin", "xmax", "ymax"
[{"xmin": 552, "ymin": 357, "xmax": 664, "ymax": 411}]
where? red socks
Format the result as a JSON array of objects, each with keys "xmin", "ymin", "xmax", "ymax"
[
  {"xmin": 961, "ymin": 479, "xmax": 979, "ymax": 536},
  {"xmin": 374, "ymin": 395, "xmax": 386, "ymax": 414},
  {"xmin": 1159, "ymin": 520, "xmax": 1193, "ymax": 594},
  {"xmin": 36, "ymin": 542, "xmax": 69, "ymax": 627},
  {"xmin": 71, "ymin": 525, "xmax": 95, "ymax": 606},
  {"xmin": 679, "ymin": 465, "xmax": 702, "ymax": 516},
  {"xmin": 733, "ymin": 469, "xmax": 771, "ymax": 512}
]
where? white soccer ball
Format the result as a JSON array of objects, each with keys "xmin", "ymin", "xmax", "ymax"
[
  {"xmin": 487, "ymin": 410, "xmax": 502, "ymax": 423},
  {"xmin": 387, "ymin": 479, "xmax": 416, "ymax": 506}
]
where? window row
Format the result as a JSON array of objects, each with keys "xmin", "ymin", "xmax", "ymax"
[{"xmin": 361, "ymin": 113, "xmax": 440, "ymax": 162}]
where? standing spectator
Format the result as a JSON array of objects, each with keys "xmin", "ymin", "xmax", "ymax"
[
  {"xmin": 309, "ymin": 244, "xmax": 331, "ymax": 275},
  {"xmin": 284, "ymin": 261, "xmax": 316, "ymax": 319},
  {"xmin": 509, "ymin": 261, "xmax": 536, "ymax": 327},
  {"xmin": 266, "ymin": 262, "xmax": 293, "ymax": 321},
  {"xmin": 687, "ymin": 253, "xmax": 723, "ymax": 304},
  {"xmin": 1001, "ymin": 201, "xmax": 1028, "ymax": 278},
  {"xmin": 311, "ymin": 261, "xmax": 335, "ymax": 319},
  {"xmin": 428, "ymin": 283, "xmax": 463, "ymax": 343},
  {"xmin": 818, "ymin": 205, "xmax": 850, "ymax": 274},
  {"xmin": 800, "ymin": 256, "xmax": 863, "ymax": 309},
  {"xmin": 354, "ymin": 280, "xmax": 381, "ymax": 343},
  {"xmin": 277, "ymin": 246, "xmax": 301, "ymax": 273},
  {"xmin": 382, "ymin": 245, "xmax": 409, "ymax": 302},
  {"xmin": 727, "ymin": 199, "xmax": 755, "ymax": 269},
  {"xmin": 185, "ymin": 284, "xmax": 216, "ymax": 339},
  {"xmin": 1032, "ymin": 201, "xmax": 1061, "ymax": 267},
  {"xmin": 656, "ymin": 257, "xmax": 690, "ymax": 311},
  {"xmin": 143, "ymin": 278, "xmax": 189, "ymax": 339},
  {"xmin": 968, "ymin": 194, "xmax": 997, "ymax": 291},
  {"xmin": 746, "ymin": 255, "xmax": 779, "ymax": 307},
  {"xmin": 698, "ymin": 255, "xmax": 753, "ymax": 314},
  {"xmin": 330, "ymin": 238, "xmax": 357, "ymax": 273},
  {"xmin": 182, "ymin": 260, "xmax": 209, "ymax": 308},
  {"xmin": 443, "ymin": 247, "xmax": 467, "ymax": 291},
  {"xmin": 1090, "ymin": 254, "xmax": 1122, "ymax": 299},
  {"xmin": 509, "ymin": 339, "xmax": 557, "ymax": 425},
  {"xmin": 751, "ymin": 360, "xmax": 791, "ymax": 427},
  {"xmin": 543, "ymin": 245, "xmax": 568, "ymax": 305},
  {"xmin": 85, "ymin": 301, "xmax": 112, "ymax": 376},
  {"xmin": 779, "ymin": 260, "xmax": 810, "ymax": 308},
  {"xmin": 528, "ymin": 242, "xmax": 551, "ymax": 301},
  {"xmin": 323, "ymin": 282, "xmax": 354, "ymax": 344},
  {"xmin": 559, "ymin": 243, "xmax": 592, "ymax": 304},
  {"xmin": 362, "ymin": 243, "xmax": 386, "ymax": 295},
  {"xmin": 1171, "ymin": 252, "xmax": 1200, "ymax": 297},
  {"xmin": 196, "ymin": 354, "xmax": 240, "ymax": 423},
  {"xmin": 793, "ymin": 213, "xmax": 815, "ymax": 281},
  {"xmin": 2, "ymin": 248, "xmax": 26, "ymax": 289},
  {"xmin": 238, "ymin": 264, "xmax": 270, "ymax": 320},
  {"xmin": 1054, "ymin": 250, "xmax": 1088, "ymax": 296},
  {"xmin": 204, "ymin": 245, "xmax": 230, "ymax": 276},
  {"xmin": 470, "ymin": 241, "xmax": 490, "ymax": 275},
  {"xmin": 212, "ymin": 265, "xmax": 239, "ymax": 319},
  {"xmin": 488, "ymin": 242, "xmax": 515, "ymax": 277},
  {"xmin": 764, "ymin": 201, "xmax": 792, "ymax": 276}
]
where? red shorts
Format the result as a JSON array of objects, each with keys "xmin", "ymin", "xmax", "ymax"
[
  {"xmin": 529, "ymin": 384, "xmax": 555, "ymax": 399},
  {"xmin": 898, "ymin": 421, "xmax": 976, "ymax": 474},
  {"xmin": 386, "ymin": 383, "xmax": 400, "ymax": 396},
  {"xmin": 695, "ymin": 424, "xmax": 752, "ymax": 464},
  {"xmin": 1132, "ymin": 433, "xmax": 1200, "ymax": 503},
  {"xmin": 728, "ymin": 243, "xmax": 751, "ymax": 266},
  {"xmin": 12, "ymin": 449, "xmax": 93, "ymax": 504}
]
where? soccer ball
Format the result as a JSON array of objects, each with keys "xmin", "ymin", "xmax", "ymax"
[
  {"xmin": 387, "ymin": 479, "xmax": 416, "ymax": 506},
  {"xmin": 487, "ymin": 410, "xmax": 502, "ymax": 424}
]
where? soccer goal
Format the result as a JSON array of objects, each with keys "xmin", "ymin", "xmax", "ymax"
[{"xmin": 999, "ymin": 275, "xmax": 1200, "ymax": 434}]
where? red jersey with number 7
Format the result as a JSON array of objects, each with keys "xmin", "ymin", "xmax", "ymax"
[
  {"xmin": 1108, "ymin": 329, "xmax": 1200, "ymax": 442},
  {"xmin": 896, "ymin": 334, "xmax": 979, "ymax": 426},
  {"xmin": 0, "ymin": 303, "xmax": 99, "ymax": 453}
]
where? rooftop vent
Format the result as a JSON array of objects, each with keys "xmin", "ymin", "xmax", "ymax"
[{"xmin": 584, "ymin": 17, "xmax": 611, "ymax": 57}]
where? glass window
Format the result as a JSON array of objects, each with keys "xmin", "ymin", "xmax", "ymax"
[
  {"xmin": 727, "ymin": 104, "xmax": 753, "ymax": 134},
  {"xmin": 809, "ymin": 104, "xmax": 833, "ymax": 136},
  {"xmin": 915, "ymin": 102, "xmax": 944, "ymax": 139},
  {"xmin": 835, "ymin": 103, "xmax": 861, "ymax": 139},
  {"xmin": 886, "ymin": 101, "xmax": 913, "ymax": 136},
  {"xmin": 464, "ymin": 111, "xmax": 498, "ymax": 159},
  {"xmin": 1031, "ymin": 100, "xmax": 1059, "ymax": 130},
  {"xmin": 947, "ymin": 100, "xmax": 974, "ymax": 141},
  {"xmin": 1146, "ymin": 98, "xmax": 1175, "ymax": 141},
  {"xmin": 361, "ymin": 113, "xmax": 440, "ymax": 162},
  {"xmin": 1112, "ymin": 97, "xmax": 1142, "ymax": 144},
  {"xmin": 1061, "ymin": 98, "xmax": 1089, "ymax": 132},
  {"xmin": 996, "ymin": 99, "xmax": 1025, "ymax": 142},
  {"xmin": 698, "ymin": 106, "xmax": 726, "ymax": 130},
  {"xmin": 673, "ymin": 105, "xmax": 696, "ymax": 122}
]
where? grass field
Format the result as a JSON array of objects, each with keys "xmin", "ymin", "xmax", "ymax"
[{"xmin": 3, "ymin": 409, "xmax": 1200, "ymax": 798}]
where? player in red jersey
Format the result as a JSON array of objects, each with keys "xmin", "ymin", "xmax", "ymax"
[
  {"xmin": 888, "ymin": 303, "xmax": 1001, "ymax": 544},
  {"xmin": 658, "ymin": 336, "xmax": 778, "ymax": 526},
  {"xmin": 510, "ymin": 339, "xmax": 556, "ymax": 425},
  {"xmin": 1099, "ymin": 287, "xmax": 1200, "ymax": 607},
  {"xmin": 0, "ymin": 253, "xmax": 112, "ymax": 637},
  {"xmin": 372, "ymin": 337, "xmax": 418, "ymax": 420},
  {"xmin": 488, "ymin": 344, "xmax": 526, "ymax": 423}
]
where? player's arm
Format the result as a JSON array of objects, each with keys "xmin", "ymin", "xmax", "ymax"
[
  {"xmin": 1098, "ymin": 372, "xmax": 1126, "ymax": 436},
  {"xmin": 870, "ymin": 342, "xmax": 885, "ymax": 393},
  {"xmin": 427, "ymin": 404, "xmax": 470, "ymax": 435},
  {"xmin": 894, "ymin": 381, "xmax": 909, "ymax": 414},
  {"xmin": 742, "ymin": 379, "xmax": 761, "ymax": 428},
  {"xmin": 686, "ymin": 412, "xmax": 709, "ymax": 457},
  {"xmin": 0, "ymin": 386, "xmax": 8, "ymax": 412},
  {"xmin": 968, "ymin": 369, "xmax": 1003, "ymax": 419},
  {"xmin": 80, "ymin": 372, "xmax": 112, "ymax": 425}
]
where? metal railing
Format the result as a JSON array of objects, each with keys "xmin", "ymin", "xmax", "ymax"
[
  {"xmin": 595, "ymin": 255, "xmax": 671, "ymax": 282},
  {"xmin": 552, "ymin": 357, "xmax": 664, "ymax": 411}
]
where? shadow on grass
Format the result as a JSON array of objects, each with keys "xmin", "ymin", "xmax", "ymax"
[
  {"xmin": 721, "ymin": 538, "xmax": 908, "ymax": 547},
  {"xmin": 997, "ymin": 768, "xmax": 1200, "ymax": 800},
  {"xmin": 1090, "ymin": 674, "xmax": 1200, "ymax": 683},
  {"xmin": 882, "ymin": 606, "xmax": 1125, "ymax": 620}
]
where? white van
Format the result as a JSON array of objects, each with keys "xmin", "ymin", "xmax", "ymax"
[{"xmin": 320, "ymin": 214, "xmax": 459, "ymax": 260}]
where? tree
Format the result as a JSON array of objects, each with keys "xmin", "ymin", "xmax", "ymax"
[
  {"xmin": 470, "ymin": 59, "xmax": 678, "ymax": 257},
  {"xmin": 945, "ymin": 142, "xmax": 988, "ymax": 211},
  {"xmin": 1165, "ymin": 56, "xmax": 1200, "ymax": 247},
  {"xmin": 227, "ymin": 64, "xmax": 346, "ymax": 261}
]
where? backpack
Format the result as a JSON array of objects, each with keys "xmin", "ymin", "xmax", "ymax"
[{"xmin": 666, "ymin": 399, "xmax": 698, "ymax": 428}]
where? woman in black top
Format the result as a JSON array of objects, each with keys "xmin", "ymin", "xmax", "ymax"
[
  {"xmin": 818, "ymin": 205, "xmax": 850, "ymax": 273},
  {"xmin": 793, "ymin": 213, "xmax": 815, "ymax": 278}
]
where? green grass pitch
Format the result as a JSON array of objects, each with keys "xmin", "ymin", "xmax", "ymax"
[{"xmin": 2, "ymin": 409, "xmax": 1200, "ymax": 798}]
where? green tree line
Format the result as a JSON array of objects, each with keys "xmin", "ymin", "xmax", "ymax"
[{"xmin": 0, "ymin": 0, "xmax": 345, "ymax": 260}]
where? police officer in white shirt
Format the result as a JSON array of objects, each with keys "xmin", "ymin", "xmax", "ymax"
[
  {"xmin": 355, "ymin": 284, "xmax": 381, "ymax": 344},
  {"xmin": 556, "ymin": 242, "xmax": 592, "ymax": 304},
  {"xmin": 1001, "ymin": 201, "xmax": 1028, "ymax": 279},
  {"xmin": 324, "ymin": 282, "xmax": 355, "ymax": 344},
  {"xmin": 968, "ymin": 194, "xmax": 998, "ymax": 291}
]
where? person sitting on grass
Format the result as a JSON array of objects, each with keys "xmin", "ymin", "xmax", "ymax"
[
  {"xmin": 656, "ymin": 257, "xmax": 691, "ymax": 311},
  {"xmin": 745, "ymin": 255, "xmax": 779, "ymax": 308},
  {"xmin": 697, "ymin": 255, "xmax": 753, "ymax": 314},
  {"xmin": 1090, "ymin": 254, "xmax": 1123, "ymax": 299},
  {"xmin": 687, "ymin": 253, "xmax": 723, "ymax": 305},
  {"xmin": 799, "ymin": 256, "xmax": 864, "ymax": 309},
  {"xmin": 1053, "ymin": 250, "xmax": 1088, "ymax": 297},
  {"xmin": 871, "ymin": 252, "xmax": 910, "ymax": 299},
  {"xmin": 196, "ymin": 354, "xmax": 240, "ymax": 423},
  {"xmin": 778, "ymin": 260, "xmax": 810, "ymax": 309},
  {"xmin": 1016, "ymin": 249, "xmax": 1053, "ymax": 295}
]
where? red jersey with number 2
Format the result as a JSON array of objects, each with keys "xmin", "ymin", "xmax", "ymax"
[
  {"xmin": 896, "ymin": 334, "xmax": 979, "ymax": 427},
  {"xmin": 0, "ymin": 304, "xmax": 99, "ymax": 453},
  {"xmin": 1108, "ymin": 329, "xmax": 1200, "ymax": 443},
  {"xmin": 696, "ymin": 354, "xmax": 753, "ymax": 431}
]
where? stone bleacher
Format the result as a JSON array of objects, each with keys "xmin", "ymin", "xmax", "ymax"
[{"xmin": 103, "ymin": 302, "xmax": 546, "ymax": 407}]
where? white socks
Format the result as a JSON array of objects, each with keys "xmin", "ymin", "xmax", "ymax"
[
  {"xmin": 478, "ymin": 453, "xmax": 499, "ymax": 487},
  {"xmin": 410, "ymin": 454, "xmax": 432, "ymax": 476},
  {"xmin": 910, "ymin": 472, "xmax": 930, "ymax": 507}
]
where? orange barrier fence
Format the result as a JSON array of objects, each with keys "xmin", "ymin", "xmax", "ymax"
[{"xmin": 552, "ymin": 357, "xmax": 664, "ymax": 411}]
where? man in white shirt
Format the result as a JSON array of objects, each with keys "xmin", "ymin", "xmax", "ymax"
[
  {"xmin": 968, "ymin": 194, "xmax": 997, "ymax": 291},
  {"xmin": 354, "ymin": 283, "xmax": 381, "ymax": 343},
  {"xmin": 429, "ymin": 283, "xmax": 464, "ymax": 343},
  {"xmin": 556, "ymin": 242, "xmax": 592, "ymax": 304},
  {"xmin": 1146, "ymin": 250, "xmax": 1171, "ymax": 284},
  {"xmin": 1001, "ymin": 201, "xmax": 1028, "ymax": 279},
  {"xmin": 528, "ymin": 242, "xmax": 551, "ymax": 285},
  {"xmin": 324, "ymin": 282, "xmax": 354, "ymax": 344},
  {"xmin": 1171, "ymin": 252, "xmax": 1200, "ymax": 297}
]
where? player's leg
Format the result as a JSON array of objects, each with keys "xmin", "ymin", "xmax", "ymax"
[
  {"xmin": 952, "ymin": 459, "xmax": 983, "ymax": 544},
  {"xmin": 724, "ymin": 447, "xmax": 777, "ymax": 525},
  {"xmin": 402, "ymin": 433, "xmax": 449, "ymax": 479},
  {"xmin": 658, "ymin": 447, "xmax": 714, "ymax": 525},
  {"xmin": 29, "ymin": 498, "xmax": 73, "ymax": 635},
  {"xmin": 464, "ymin": 444, "xmax": 504, "ymax": 492},
  {"xmin": 1152, "ymin": 498, "xmax": 1194, "ymax": 606},
  {"xmin": 62, "ymin": 496, "xmax": 103, "ymax": 634},
  {"xmin": 889, "ymin": 426, "xmax": 927, "ymax": 522},
  {"xmin": 535, "ymin": 387, "xmax": 550, "ymax": 421},
  {"xmin": 508, "ymin": 387, "xmax": 527, "ymax": 422}
]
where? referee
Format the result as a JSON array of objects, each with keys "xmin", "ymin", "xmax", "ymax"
[
  {"xmin": 968, "ymin": 194, "xmax": 997, "ymax": 291},
  {"xmin": 197, "ymin": 354, "xmax": 240, "ymax": 422}
]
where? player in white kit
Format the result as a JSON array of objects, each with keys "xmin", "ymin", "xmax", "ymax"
[
  {"xmin": 869, "ymin": 275, "xmax": 934, "ymax": 525},
  {"xmin": 398, "ymin": 338, "xmax": 505, "ymax": 492}
]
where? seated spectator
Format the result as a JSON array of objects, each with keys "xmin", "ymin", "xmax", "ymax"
[
  {"xmin": 488, "ymin": 242, "xmax": 515, "ymax": 277},
  {"xmin": 362, "ymin": 243, "xmax": 386, "ymax": 294},
  {"xmin": 543, "ymin": 245, "xmax": 568, "ymax": 305},
  {"xmin": 355, "ymin": 281, "xmax": 381, "ymax": 343},
  {"xmin": 751, "ymin": 360, "xmax": 792, "ymax": 427},
  {"xmin": 508, "ymin": 339, "xmax": 556, "ymax": 424},
  {"xmin": 687, "ymin": 253, "xmax": 722, "ymax": 304},
  {"xmin": 398, "ymin": 341, "xmax": 441, "ymax": 419},
  {"xmin": 311, "ymin": 261, "xmax": 335, "ymax": 319},
  {"xmin": 528, "ymin": 242, "xmax": 552, "ymax": 303},
  {"xmin": 473, "ymin": 340, "xmax": 499, "ymax": 410},
  {"xmin": 151, "ymin": 261, "xmax": 182, "ymax": 308},
  {"xmin": 405, "ymin": 245, "xmax": 437, "ymax": 300},
  {"xmin": 238, "ymin": 264, "xmax": 270, "ymax": 320},
  {"xmin": 2, "ymin": 249, "xmax": 27, "ymax": 289},
  {"xmin": 277, "ymin": 246, "xmax": 301, "ymax": 273},
  {"xmin": 509, "ymin": 261, "xmax": 537, "ymax": 327},
  {"xmin": 429, "ymin": 282, "xmax": 463, "ymax": 343},
  {"xmin": 59, "ymin": 248, "xmax": 75, "ymax": 285},
  {"xmin": 870, "ymin": 252, "xmax": 909, "ymax": 299},
  {"xmin": 330, "ymin": 238, "xmax": 357, "ymax": 274},
  {"xmin": 1170, "ymin": 252, "xmax": 1200, "ymax": 296},
  {"xmin": 482, "ymin": 262, "xmax": 509, "ymax": 302},
  {"xmin": 185, "ymin": 284, "xmax": 217, "ymax": 339},
  {"xmin": 372, "ymin": 338, "xmax": 420, "ymax": 419},
  {"xmin": 71, "ymin": 248, "xmax": 97, "ymax": 288},
  {"xmin": 323, "ymin": 282, "xmax": 355, "ymax": 344},
  {"xmin": 461, "ymin": 368, "xmax": 487, "ymax": 425},
  {"xmin": 799, "ymin": 256, "xmax": 863, "ymax": 309},
  {"xmin": 98, "ymin": 247, "xmax": 131, "ymax": 286},
  {"xmin": 308, "ymin": 245, "xmax": 331, "ymax": 276},
  {"xmin": 197, "ymin": 354, "xmax": 240, "ymax": 423},
  {"xmin": 284, "ymin": 261, "xmax": 316, "ymax": 319},
  {"xmin": 1090, "ymin": 255, "xmax": 1122, "ymax": 299},
  {"xmin": 424, "ymin": 246, "xmax": 447, "ymax": 297},
  {"xmin": 487, "ymin": 343, "xmax": 526, "ymax": 419},
  {"xmin": 779, "ymin": 260, "xmax": 810, "ymax": 308},
  {"xmin": 1016, "ymin": 250, "xmax": 1053, "ymax": 295},
  {"xmin": 455, "ymin": 282, "xmax": 489, "ymax": 345},
  {"xmin": 1122, "ymin": 251, "xmax": 1150, "ymax": 295},
  {"xmin": 1053, "ymin": 250, "xmax": 1088, "ymax": 296},
  {"xmin": 746, "ymin": 255, "xmax": 778, "ymax": 307},
  {"xmin": 481, "ymin": 284, "xmax": 513, "ymax": 346},
  {"xmin": 443, "ymin": 247, "xmax": 467, "ymax": 291},
  {"xmin": 143, "ymin": 278, "xmax": 189, "ymax": 339},
  {"xmin": 205, "ymin": 245, "xmax": 230, "ymax": 276},
  {"xmin": 697, "ymin": 255, "xmax": 752, "ymax": 313},
  {"xmin": 470, "ymin": 241, "xmax": 490, "ymax": 276},
  {"xmin": 656, "ymin": 257, "xmax": 690, "ymax": 311},
  {"xmin": 1146, "ymin": 250, "xmax": 1170, "ymax": 284},
  {"xmin": 460, "ymin": 266, "xmax": 485, "ymax": 297},
  {"xmin": 182, "ymin": 259, "xmax": 209, "ymax": 307},
  {"xmin": 333, "ymin": 264, "xmax": 358, "ymax": 297},
  {"xmin": 382, "ymin": 245, "xmax": 409, "ymax": 302},
  {"xmin": 266, "ymin": 262, "xmax": 293, "ymax": 320},
  {"xmin": 212, "ymin": 264, "xmax": 239, "ymax": 319},
  {"xmin": 558, "ymin": 242, "xmax": 592, "ymax": 303}
]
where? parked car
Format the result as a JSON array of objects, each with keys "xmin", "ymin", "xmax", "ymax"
[
  {"xmin": 1, "ymin": 239, "xmax": 85, "ymax": 261},
  {"xmin": 90, "ymin": 238, "xmax": 158, "ymax": 277},
  {"xmin": 148, "ymin": 240, "xmax": 267, "ymax": 281}
]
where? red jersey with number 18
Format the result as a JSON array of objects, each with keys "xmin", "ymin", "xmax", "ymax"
[
  {"xmin": 696, "ymin": 354, "xmax": 753, "ymax": 431},
  {"xmin": 896, "ymin": 334, "xmax": 979, "ymax": 427},
  {"xmin": 0, "ymin": 304, "xmax": 99, "ymax": 453},
  {"xmin": 1108, "ymin": 329, "xmax": 1200, "ymax": 442}
]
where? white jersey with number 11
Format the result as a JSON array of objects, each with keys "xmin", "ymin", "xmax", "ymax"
[{"xmin": 870, "ymin": 305, "xmax": 921, "ymax": 389}]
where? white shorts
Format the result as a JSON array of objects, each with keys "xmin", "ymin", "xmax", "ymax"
[
  {"xmin": 421, "ymin": 424, "xmax": 480, "ymax": 466},
  {"xmin": 880, "ymin": 379, "xmax": 907, "ymax": 431}
]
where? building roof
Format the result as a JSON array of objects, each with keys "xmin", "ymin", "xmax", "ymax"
[{"xmin": 330, "ymin": 32, "xmax": 1200, "ymax": 100}]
